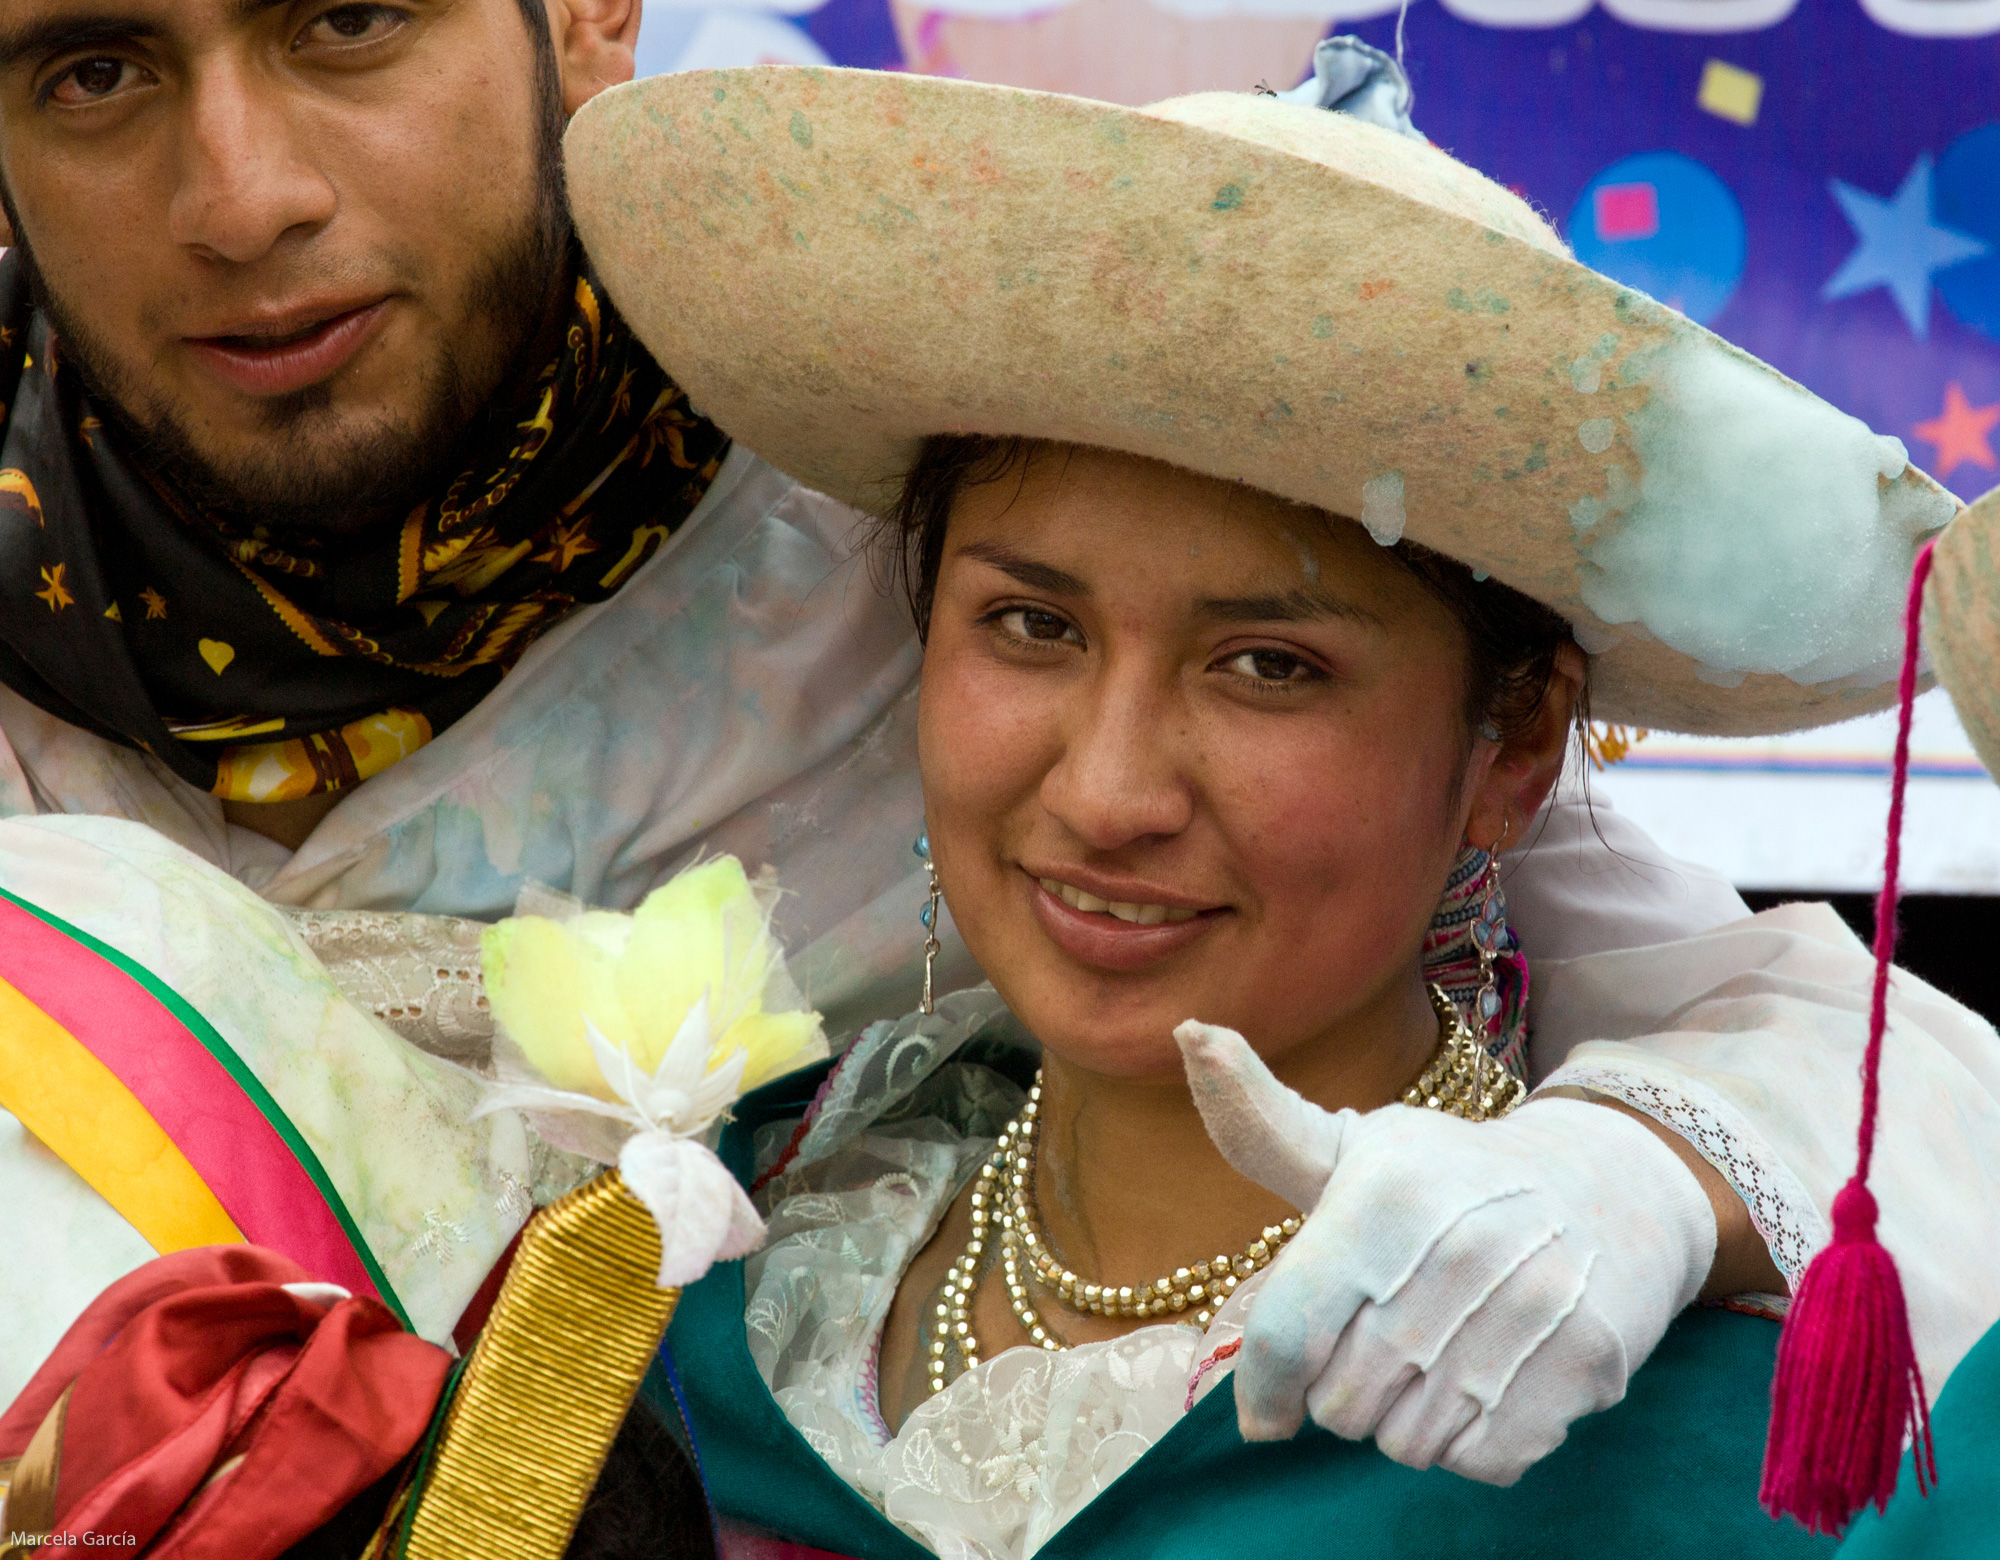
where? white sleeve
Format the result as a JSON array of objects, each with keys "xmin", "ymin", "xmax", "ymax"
[
  {"xmin": 1502, "ymin": 783, "xmax": 1751, "ymax": 961},
  {"xmin": 1528, "ymin": 901, "xmax": 2000, "ymax": 1400}
]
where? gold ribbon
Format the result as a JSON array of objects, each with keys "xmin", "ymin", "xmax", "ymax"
[{"xmin": 395, "ymin": 1172, "xmax": 681, "ymax": 1560}]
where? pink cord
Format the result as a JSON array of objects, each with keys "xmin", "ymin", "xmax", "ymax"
[{"xmin": 1857, "ymin": 538, "xmax": 1935, "ymax": 1185}]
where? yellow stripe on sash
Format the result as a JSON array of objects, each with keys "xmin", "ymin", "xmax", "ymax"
[{"xmin": 0, "ymin": 974, "xmax": 243, "ymax": 1252}]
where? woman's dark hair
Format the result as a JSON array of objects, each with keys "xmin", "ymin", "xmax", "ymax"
[{"xmin": 881, "ymin": 434, "xmax": 1584, "ymax": 749}]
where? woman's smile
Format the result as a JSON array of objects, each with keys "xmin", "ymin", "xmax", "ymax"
[{"xmin": 1027, "ymin": 868, "xmax": 1221, "ymax": 971}]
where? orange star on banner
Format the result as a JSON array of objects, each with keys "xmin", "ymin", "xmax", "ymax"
[
  {"xmin": 1914, "ymin": 382, "xmax": 2000, "ymax": 477},
  {"xmin": 36, "ymin": 562, "xmax": 73, "ymax": 612},
  {"xmin": 140, "ymin": 587, "xmax": 168, "ymax": 620}
]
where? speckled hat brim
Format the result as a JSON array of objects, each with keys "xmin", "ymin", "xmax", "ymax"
[{"xmin": 566, "ymin": 66, "xmax": 1953, "ymax": 736}]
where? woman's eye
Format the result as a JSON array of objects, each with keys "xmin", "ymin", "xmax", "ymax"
[
  {"xmin": 996, "ymin": 607, "xmax": 1082, "ymax": 645},
  {"xmin": 1221, "ymin": 648, "xmax": 1322, "ymax": 685},
  {"xmin": 48, "ymin": 57, "xmax": 138, "ymax": 105},
  {"xmin": 303, "ymin": 5, "xmax": 405, "ymax": 46}
]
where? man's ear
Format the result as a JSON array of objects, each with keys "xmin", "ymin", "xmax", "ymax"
[
  {"xmin": 552, "ymin": 0, "xmax": 644, "ymax": 116},
  {"xmin": 1462, "ymin": 641, "xmax": 1586, "ymax": 852}
]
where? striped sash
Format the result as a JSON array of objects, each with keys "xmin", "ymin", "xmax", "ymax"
[{"xmin": 0, "ymin": 887, "xmax": 407, "ymax": 1327}]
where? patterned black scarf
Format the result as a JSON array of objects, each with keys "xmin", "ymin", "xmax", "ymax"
[{"xmin": 0, "ymin": 251, "xmax": 728, "ymax": 801}]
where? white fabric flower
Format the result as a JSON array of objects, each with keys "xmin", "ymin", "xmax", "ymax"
[{"xmin": 471, "ymin": 856, "xmax": 827, "ymax": 1288}]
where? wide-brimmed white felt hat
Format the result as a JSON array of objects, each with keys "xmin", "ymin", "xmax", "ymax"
[{"xmin": 566, "ymin": 63, "xmax": 1957, "ymax": 736}]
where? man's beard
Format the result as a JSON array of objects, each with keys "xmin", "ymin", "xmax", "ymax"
[{"xmin": 6, "ymin": 22, "xmax": 572, "ymax": 543}]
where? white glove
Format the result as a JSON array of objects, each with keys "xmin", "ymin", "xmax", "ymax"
[{"xmin": 1174, "ymin": 1020, "xmax": 1717, "ymax": 1486}]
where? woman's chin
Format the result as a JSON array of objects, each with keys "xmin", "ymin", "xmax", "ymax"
[{"xmin": 1030, "ymin": 1028, "xmax": 1198, "ymax": 1081}]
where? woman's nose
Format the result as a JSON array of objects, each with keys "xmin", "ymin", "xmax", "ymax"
[{"xmin": 1037, "ymin": 671, "xmax": 1196, "ymax": 850}]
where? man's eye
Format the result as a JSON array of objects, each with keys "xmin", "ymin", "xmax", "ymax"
[
  {"xmin": 48, "ymin": 57, "xmax": 136, "ymax": 104},
  {"xmin": 304, "ymin": 5, "xmax": 405, "ymax": 45},
  {"xmin": 1221, "ymin": 648, "xmax": 1320, "ymax": 685},
  {"xmin": 996, "ymin": 608, "xmax": 1081, "ymax": 644}
]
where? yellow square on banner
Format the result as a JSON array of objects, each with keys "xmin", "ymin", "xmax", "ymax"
[{"xmin": 1698, "ymin": 60, "xmax": 1763, "ymax": 126}]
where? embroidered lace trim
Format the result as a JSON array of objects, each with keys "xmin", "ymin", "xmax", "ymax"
[
  {"xmin": 1533, "ymin": 1059, "xmax": 1828, "ymax": 1287},
  {"xmin": 282, "ymin": 907, "xmax": 496, "ymax": 1065},
  {"xmin": 880, "ymin": 1326, "xmax": 1211, "ymax": 1558}
]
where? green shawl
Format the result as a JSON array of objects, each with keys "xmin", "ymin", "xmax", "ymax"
[{"xmin": 645, "ymin": 1061, "xmax": 1845, "ymax": 1560}]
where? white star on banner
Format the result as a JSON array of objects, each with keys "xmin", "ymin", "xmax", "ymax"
[{"xmin": 1824, "ymin": 155, "xmax": 1989, "ymax": 339}]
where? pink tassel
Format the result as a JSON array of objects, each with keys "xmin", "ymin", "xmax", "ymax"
[
  {"xmin": 1758, "ymin": 540, "xmax": 1940, "ymax": 1534},
  {"xmin": 1761, "ymin": 1182, "xmax": 1935, "ymax": 1532}
]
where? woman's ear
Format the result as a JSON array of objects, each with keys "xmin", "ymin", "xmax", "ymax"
[
  {"xmin": 550, "ymin": 0, "xmax": 644, "ymax": 116},
  {"xmin": 1462, "ymin": 642, "xmax": 1586, "ymax": 852}
]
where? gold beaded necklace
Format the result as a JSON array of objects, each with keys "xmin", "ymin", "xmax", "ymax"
[{"xmin": 926, "ymin": 983, "xmax": 1523, "ymax": 1396}]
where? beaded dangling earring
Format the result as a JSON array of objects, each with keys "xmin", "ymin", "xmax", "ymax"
[
  {"xmin": 916, "ymin": 832, "xmax": 942, "ymax": 1015},
  {"xmin": 1467, "ymin": 817, "xmax": 1511, "ymax": 1041},
  {"xmin": 1406, "ymin": 819, "xmax": 1525, "ymax": 1120}
]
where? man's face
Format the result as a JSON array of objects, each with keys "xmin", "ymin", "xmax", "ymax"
[{"xmin": 0, "ymin": 1, "xmax": 572, "ymax": 533}]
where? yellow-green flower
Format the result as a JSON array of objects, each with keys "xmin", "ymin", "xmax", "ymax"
[{"xmin": 481, "ymin": 857, "xmax": 826, "ymax": 1102}]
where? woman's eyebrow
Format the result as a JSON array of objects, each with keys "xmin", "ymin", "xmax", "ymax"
[
  {"xmin": 1198, "ymin": 587, "xmax": 1382, "ymax": 626},
  {"xmin": 956, "ymin": 541, "xmax": 1089, "ymax": 596}
]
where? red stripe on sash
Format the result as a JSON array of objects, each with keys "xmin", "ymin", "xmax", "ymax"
[{"xmin": 0, "ymin": 894, "xmax": 379, "ymax": 1300}]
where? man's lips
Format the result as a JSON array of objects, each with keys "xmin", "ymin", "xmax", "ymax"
[
  {"xmin": 185, "ymin": 300, "xmax": 389, "ymax": 398},
  {"xmin": 1027, "ymin": 871, "xmax": 1227, "ymax": 973}
]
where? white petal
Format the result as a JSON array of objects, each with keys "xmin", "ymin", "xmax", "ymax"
[
  {"xmin": 680, "ymin": 1048, "xmax": 746, "ymax": 1128},
  {"xmin": 713, "ymin": 1159, "xmax": 766, "ymax": 1264},
  {"xmin": 618, "ymin": 1132, "xmax": 767, "ymax": 1289},
  {"xmin": 654, "ymin": 993, "xmax": 714, "ymax": 1092},
  {"xmin": 585, "ymin": 1013, "xmax": 650, "ymax": 1110},
  {"xmin": 639, "ymin": 997, "xmax": 748, "ymax": 1135},
  {"xmin": 471, "ymin": 1080, "xmax": 644, "ymax": 1129}
]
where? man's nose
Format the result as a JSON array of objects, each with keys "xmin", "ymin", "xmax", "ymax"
[
  {"xmin": 1038, "ymin": 668, "xmax": 1196, "ymax": 850},
  {"xmin": 167, "ymin": 61, "xmax": 336, "ymax": 266}
]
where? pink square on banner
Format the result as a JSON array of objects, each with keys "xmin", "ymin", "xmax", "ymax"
[{"xmin": 1594, "ymin": 182, "xmax": 1660, "ymax": 241}]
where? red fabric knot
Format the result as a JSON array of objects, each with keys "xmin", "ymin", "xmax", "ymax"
[{"xmin": 0, "ymin": 1245, "xmax": 451, "ymax": 1560}]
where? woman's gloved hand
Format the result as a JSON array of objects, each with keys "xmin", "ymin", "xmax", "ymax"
[{"xmin": 1173, "ymin": 1020, "xmax": 1718, "ymax": 1486}]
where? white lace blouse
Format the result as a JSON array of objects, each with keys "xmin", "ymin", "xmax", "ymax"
[{"xmin": 742, "ymin": 1024, "xmax": 1261, "ymax": 1560}]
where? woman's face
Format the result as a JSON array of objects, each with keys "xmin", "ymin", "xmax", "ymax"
[{"xmin": 918, "ymin": 446, "xmax": 1528, "ymax": 1081}]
